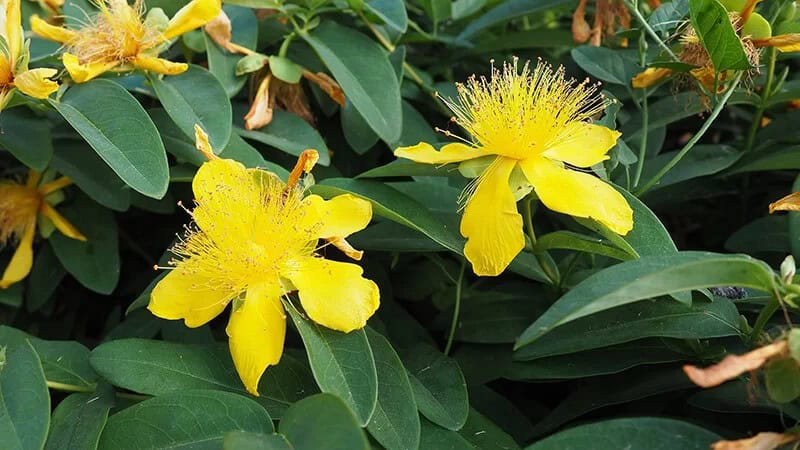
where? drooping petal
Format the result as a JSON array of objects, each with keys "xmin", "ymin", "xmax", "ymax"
[
  {"xmin": 163, "ymin": 0, "xmax": 221, "ymax": 40},
  {"xmin": 395, "ymin": 142, "xmax": 491, "ymax": 165},
  {"xmin": 753, "ymin": 34, "xmax": 800, "ymax": 52},
  {"xmin": 301, "ymin": 194, "xmax": 372, "ymax": 240},
  {"xmin": 148, "ymin": 265, "xmax": 233, "ymax": 327},
  {"xmin": 62, "ymin": 53, "xmax": 119, "ymax": 83},
  {"xmin": 631, "ymin": 67, "xmax": 672, "ymax": 88},
  {"xmin": 39, "ymin": 202, "xmax": 85, "ymax": 241},
  {"xmin": 0, "ymin": 222, "xmax": 35, "ymax": 288},
  {"xmin": 30, "ymin": 15, "xmax": 77, "ymax": 44},
  {"xmin": 226, "ymin": 282, "xmax": 285, "ymax": 396},
  {"xmin": 4, "ymin": 0, "xmax": 21, "ymax": 64},
  {"xmin": 460, "ymin": 156, "xmax": 524, "ymax": 277},
  {"xmin": 284, "ymin": 257, "xmax": 379, "ymax": 333},
  {"xmin": 132, "ymin": 55, "xmax": 188, "ymax": 76},
  {"xmin": 542, "ymin": 122, "xmax": 620, "ymax": 168},
  {"xmin": 520, "ymin": 157, "xmax": 633, "ymax": 235},
  {"xmin": 13, "ymin": 68, "xmax": 58, "ymax": 99}
]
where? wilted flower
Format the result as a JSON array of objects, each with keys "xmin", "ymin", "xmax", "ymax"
[
  {"xmin": 148, "ymin": 126, "xmax": 379, "ymax": 395},
  {"xmin": 30, "ymin": 0, "xmax": 220, "ymax": 82},
  {"xmin": 395, "ymin": 60, "xmax": 633, "ymax": 276},
  {"xmin": 572, "ymin": 0, "xmax": 632, "ymax": 47}
]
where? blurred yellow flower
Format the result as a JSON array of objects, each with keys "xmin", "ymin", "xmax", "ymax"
[
  {"xmin": 0, "ymin": 170, "xmax": 85, "ymax": 288},
  {"xmin": 0, "ymin": 0, "xmax": 59, "ymax": 110},
  {"xmin": 148, "ymin": 126, "xmax": 379, "ymax": 396},
  {"xmin": 30, "ymin": 0, "xmax": 220, "ymax": 83},
  {"xmin": 395, "ymin": 60, "xmax": 633, "ymax": 276}
]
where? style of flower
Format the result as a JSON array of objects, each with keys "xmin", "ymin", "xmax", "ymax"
[
  {"xmin": 0, "ymin": 170, "xmax": 85, "ymax": 288},
  {"xmin": 30, "ymin": 0, "xmax": 221, "ymax": 83},
  {"xmin": 148, "ymin": 126, "xmax": 380, "ymax": 395},
  {"xmin": 395, "ymin": 60, "xmax": 633, "ymax": 277},
  {"xmin": 0, "ymin": 0, "xmax": 60, "ymax": 110}
]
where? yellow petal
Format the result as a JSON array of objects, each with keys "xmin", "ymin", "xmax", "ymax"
[
  {"xmin": 0, "ymin": 223, "xmax": 35, "ymax": 288},
  {"xmin": 770, "ymin": 192, "xmax": 800, "ymax": 213},
  {"xmin": 301, "ymin": 194, "xmax": 372, "ymax": 240},
  {"xmin": 14, "ymin": 68, "xmax": 58, "ymax": 99},
  {"xmin": 39, "ymin": 202, "xmax": 85, "ymax": 241},
  {"xmin": 163, "ymin": 0, "xmax": 222, "ymax": 40},
  {"xmin": 631, "ymin": 67, "xmax": 673, "ymax": 88},
  {"xmin": 284, "ymin": 257, "xmax": 379, "ymax": 333},
  {"xmin": 394, "ymin": 142, "xmax": 490, "ymax": 165},
  {"xmin": 148, "ymin": 265, "xmax": 232, "ymax": 327},
  {"xmin": 226, "ymin": 282, "xmax": 285, "ymax": 396},
  {"xmin": 30, "ymin": 15, "xmax": 77, "ymax": 44},
  {"xmin": 62, "ymin": 53, "xmax": 119, "ymax": 83},
  {"xmin": 132, "ymin": 55, "xmax": 188, "ymax": 76},
  {"xmin": 520, "ymin": 157, "xmax": 633, "ymax": 235},
  {"xmin": 542, "ymin": 122, "xmax": 620, "ymax": 168},
  {"xmin": 753, "ymin": 34, "xmax": 800, "ymax": 52},
  {"xmin": 4, "ymin": 0, "xmax": 21, "ymax": 64},
  {"xmin": 460, "ymin": 157, "xmax": 524, "ymax": 277}
]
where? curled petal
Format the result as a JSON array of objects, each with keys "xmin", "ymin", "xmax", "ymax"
[
  {"xmin": 571, "ymin": 0, "xmax": 591, "ymax": 43},
  {"xmin": 132, "ymin": 55, "xmax": 188, "ymax": 76},
  {"xmin": 683, "ymin": 340, "xmax": 788, "ymax": 388},
  {"xmin": 226, "ymin": 282, "xmax": 286, "ymax": 396},
  {"xmin": 301, "ymin": 194, "xmax": 372, "ymax": 240},
  {"xmin": 770, "ymin": 192, "xmax": 800, "ymax": 213},
  {"xmin": 303, "ymin": 71, "xmax": 345, "ymax": 106},
  {"xmin": 40, "ymin": 202, "xmax": 85, "ymax": 241},
  {"xmin": 543, "ymin": 122, "xmax": 620, "ymax": 168},
  {"xmin": 520, "ymin": 157, "xmax": 633, "ymax": 235},
  {"xmin": 753, "ymin": 34, "xmax": 800, "ymax": 52},
  {"xmin": 711, "ymin": 432, "xmax": 800, "ymax": 450},
  {"xmin": 284, "ymin": 257, "xmax": 379, "ymax": 333},
  {"xmin": 244, "ymin": 74, "xmax": 273, "ymax": 130},
  {"xmin": 163, "ymin": 0, "xmax": 222, "ymax": 40},
  {"xmin": 62, "ymin": 53, "xmax": 119, "ymax": 83},
  {"xmin": 631, "ymin": 67, "xmax": 673, "ymax": 88},
  {"xmin": 460, "ymin": 157, "xmax": 524, "ymax": 277},
  {"xmin": 395, "ymin": 142, "xmax": 491, "ymax": 165},
  {"xmin": 30, "ymin": 15, "xmax": 77, "ymax": 44},
  {"xmin": 148, "ymin": 265, "xmax": 232, "ymax": 327},
  {"xmin": 14, "ymin": 68, "xmax": 58, "ymax": 99},
  {"xmin": 0, "ymin": 223, "xmax": 35, "ymax": 289}
]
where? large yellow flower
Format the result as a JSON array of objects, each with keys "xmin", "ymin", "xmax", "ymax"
[
  {"xmin": 0, "ymin": 170, "xmax": 85, "ymax": 288},
  {"xmin": 148, "ymin": 126, "xmax": 380, "ymax": 396},
  {"xmin": 395, "ymin": 60, "xmax": 633, "ymax": 277},
  {"xmin": 0, "ymin": 0, "xmax": 59, "ymax": 110},
  {"xmin": 30, "ymin": 0, "xmax": 220, "ymax": 83}
]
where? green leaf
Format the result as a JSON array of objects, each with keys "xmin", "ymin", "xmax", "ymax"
[
  {"xmin": 459, "ymin": 408, "xmax": 520, "ymax": 450},
  {"xmin": 514, "ymin": 298, "xmax": 742, "ymax": 360},
  {"xmin": 365, "ymin": 329, "xmax": 420, "ymax": 450},
  {"xmin": 419, "ymin": 418, "xmax": 474, "ymax": 450},
  {"xmin": 450, "ymin": 293, "xmax": 545, "ymax": 344},
  {"xmin": 50, "ymin": 140, "xmax": 131, "ymax": 211},
  {"xmin": 279, "ymin": 394, "xmax": 370, "ymax": 450},
  {"xmin": 357, "ymin": 159, "xmax": 454, "ymax": 178},
  {"xmin": 637, "ymin": 145, "xmax": 741, "ymax": 192},
  {"xmin": 235, "ymin": 111, "xmax": 330, "ymax": 166},
  {"xmin": 765, "ymin": 359, "xmax": 800, "ymax": 403},
  {"xmin": 25, "ymin": 244, "xmax": 65, "ymax": 312},
  {"xmin": 418, "ymin": 0, "xmax": 451, "ymax": 27},
  {"xmin": 536, "ymin": 230, "xmax": 634, "ymax": 261},
  {"xmin": 366, "ymin": 0, "xmax": 408, "ymax": 33},
  {"xmin": 458, "ymin": 0, "xmax": 573, "ymax": 40},
  {"xmin": 514, "ymin": 252, "xmax": 776, "ymax": 348},
  {"xmin": 728, "ymin": 145, "xmax": 800, "ymax": 173},
  {"xmin": 287, "ymin": 307, "xmax": 378, "ymax": 426},
  {"xmin": 302, "ymin": 21, "xmax": 402, "ymax": 142},
  {"xmin": 527, "ymin": 417, "xmax": 720, "ymax": 450},
  {"xmin": 341, "ymin": 100, "xmax": 379, "ymax": 154},
  {"xmin": 0, "ymin": 342, "xmax": 50, "ymax": 450},
  {"xmin": 688, "ymin": 0, "xmax": 751, "ymax": 71},
  {"xmin": 223, "ymin": 431, "xmax": 293, "ymax": 450},
  {"xmin": 98, "ymin": 390, "xmax": 273, "ymax": 449},
  {"xmin": 649, "ymin": 0, "xmax": 689, "ymax": 32},
  {"xmin": 571, "ymin": 46, "xmax": 640, "ymax": 85},
  {"xmin": 0, "ymin": 107, "xmax": 52, "ymax": 170},
  {"xmin": 269, "ymin": 56, "xmax": 303, "ymax": 83},
  {"xmin": 403, "ymin": 343, "xmax": 469, "ymax": 431},
  {"xmin": 50, "ymin": 194, "xmax": 120, "ymax": 294},
  {"xmin": 725, "ymin": 216, "xmax": 789, "ymax": 254},
  {"xmin": 45, "ymin": 390, "xmax": 113, "ymax": 450},
  {"xmin": 50, "ymin": 80, "xmax": 169, "ymax": 198},
  {"xmin": 389, "ymin": 100, "xmax": 440, "ymax": 149},
  {"xmin": 205, "ymin": 5, "xmax": 257, "ymax": 97},
  {"xmin": 149, "ymin": 65, "xmax": 232, "ymax": 151}
]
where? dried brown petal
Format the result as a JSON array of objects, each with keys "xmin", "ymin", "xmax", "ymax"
[
  {"xmin": 711, "ymin": 432, "xmax": 800, "ymax": 450},
  {"xmin": 770, "ymin": 192, "xmax": 800, "ymax": 214},
  {"xmin": 245, "ymin": 74, "xmax": 274, "ymax": 130},
  {"xmin": 683, "ymin": 340, "xmax": 788, "ymax": 388},
  {"xmin": 204, "ymin": 10, "xmax": 253, "ymax": 55},
  {"xmin": 572, "ymin": 0, "xmax": 591, "ymax": 43},
  {"xmin": 304, "ymin": 71, "xmax": 346, "ymax": 106}
]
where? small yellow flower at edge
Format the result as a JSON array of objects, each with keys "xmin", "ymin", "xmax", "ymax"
[
  {"xmin": 0, "ymin": 0, "xmax": 60, "ymax": 110},
  {"xmin": 0, "ymin": 170, "xmax": 86, "ymax": 288},
  {"xmin": 30, "ymin": 0, "xmax": 221, "ymax": 83},
  {"xmin": 148, "ymin": 126, "xmax": 380, "ymax": 396},
  {"xmin": 395, "ymin": 60, "xmax": 633, "ymax": 277}
]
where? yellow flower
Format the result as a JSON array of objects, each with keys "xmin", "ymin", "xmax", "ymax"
[
  {"xmin": 148, "ymin": 126, "xmax": 380, "ymax": 396},
  {"xmin": 395, "ymin": 60, "xmax": 633, "ymax": 277},
  {"xmin": 30, "ymin": 0, "xmax": 221, "ymax": 83},
  {"xmin": 0, "ymin": 0, "xmax": 59, "ymax": 110},
  {"xmin": 0, "ymin": 170, "xmax": 86, "ymax": 288}
]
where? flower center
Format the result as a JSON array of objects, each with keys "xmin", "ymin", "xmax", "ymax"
[{"xmin": 0, "ymin": 183, "xmax": 41, "ymax": 244}]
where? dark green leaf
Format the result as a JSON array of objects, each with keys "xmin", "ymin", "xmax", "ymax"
[
  {"xmin": 403, "ymin": 344, "xmax": 469, "ymax": 431},
  {"xmin": 206, "ymin": 5, "xmax": 258, "ymax": 97},
  {"xmin": 235, "ymin": 110, "xmax": 330, "ymax": 166},
  {"xmin": 51, "ymin": 140, "xmax": 131, "ymax": 211},
  {"xmin": 0, "ymin": 107, "xmax": 52, "ymax": 170},
  {"xmin": 45, "ymin": 390, "xmax": 114, "ymax": 450},
  {"xmin": 279, "ymin": 393, "xmax": 370, "ymax": 450},
  {"xmin": 459, "ymin": 408, "xmax": 520, "ymax": 450},
  {"xmin": 688, "ymin": 0, "xmax": 751, "ymax": 71},
  {"xmin": 25, "ymin": 244, "xmax": 65, "ymax": 312},
  {"xmin": 419, "ymin": 418, "xmax": 474, "ymax": 450},
  {"xmin": 458, "ymin": 0, "xmax": 573, "ymax": 40},
  {"xmin": 536, "ymin": 230, "xmax": 634, "ymax": 261},
  {"xmin": 765, "ymin": 359, "xmax": 800, "ymax": 403},
  {"xmin": 366, "ymin": 0, "xmax": 408, "ymax": 33},
  {"xmin": 0, "ymin": 341, "xmax": 50, "ymax": 450},
  {"xmin": 571, "ymin": 46, "xmax": 640, "ymax": 85},
  {"xmin": 637, "ymin": 145, "xmax": 740, "ymax": 192},
  {"xmin": 223, "ymin": 431, "xmax": 293, "ymax": 450}
]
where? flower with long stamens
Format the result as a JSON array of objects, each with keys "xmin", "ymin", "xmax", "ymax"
[
  {"xmin": 0, "ymin": 170, "xmax": 86, "ymax": 288},
  {"xmin": 30, "ymin": 0, "xmax": 220, "ymax": 83},
  {"xmin": 0, "ymin": 0, "xmax": 60, "ymax": 110},
  {"xmin": 395, "ymin": 60, "xmax": 633, "ymax": 277},
  {"xmin": 148, "ymin": 125, "xmax": 379, "ymax": 395}
]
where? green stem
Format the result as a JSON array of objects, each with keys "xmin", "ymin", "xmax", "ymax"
[
  {"xmin": 632, "ymin": 91, "xmax": 649, "ymax": 188},
  {"xmin": 47, "ymin": 381, "xmax": 95, "ymax": 393},
  {"xmin": 624, "ymin": 0, "xmax": 680, "ymax": 63},
  {"xmin": 522, "ymin": 197, "xmax": 560, "ymax": 284},
  {"xmin": 744, "ymin": 47, "xmax": 777, "ymax": 153},
  {"xmin": 750, "ymin": 295, "xmax": 780, "ymax": 344},
  {"xmin": 278, "ymin": 32, "xmax": 296, "ymax": 58},
  {"xmin": 523, "ymin": 197, "xmax": 537, "ymax": 246},
  {"xmin": 444, "ymin": 260, "xmax": 466, "ymax": 356},
  {"xmin": 636, "ymin": 72, "xmax": 743, "ymax": 195}
]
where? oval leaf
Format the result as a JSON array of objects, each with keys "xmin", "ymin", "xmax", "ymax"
[
  {"xmin": 45, "ymin": 390, "xmax": 113, "ymax": 450},
  {"xmin": 689, "ymin": 0, "xmax": 751, "ymax": 71},
  {"xmin": 279, "ymin": 394, "xmax": 370, "ymax": 450},
  {"xmin": 403, "ymin": 343, "xmax": 469, "ymax": 431},
  {"xmin": 0, "ymin": 341, "xmax": 50, "ymax": 450}
]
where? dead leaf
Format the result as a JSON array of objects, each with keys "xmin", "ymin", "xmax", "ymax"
[{"xmin": 683, "ymin": 340, "xmax": 788, "ymax": 388}]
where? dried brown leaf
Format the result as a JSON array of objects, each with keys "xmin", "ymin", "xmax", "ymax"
[
  {"xmin": 770, "ymin": 192, "xmax": 800, "ymax": 214},
  {"xmin": 712, "ymin": 432, "xmax": 800, "ymax": 450},
  {"xmin": 683, "ymin": 341, "xmax": 788, "ymax": 388}
]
